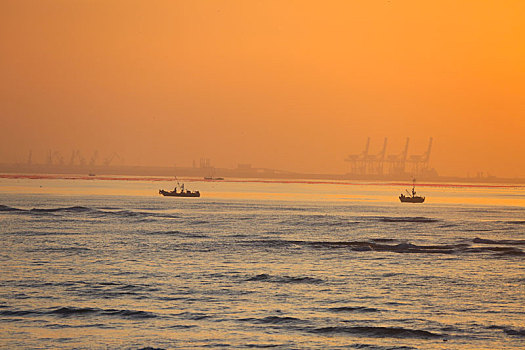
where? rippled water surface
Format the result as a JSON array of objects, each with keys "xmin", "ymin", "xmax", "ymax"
[{"xmin": 0, "ymin": 177, "xmax": 524, "ymax": 349}]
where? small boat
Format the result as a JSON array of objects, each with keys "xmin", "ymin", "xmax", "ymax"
[
  {"xmin": 159, "ymin": 183, "xmax": 200, "ymax": 197},
  {"xmin": 399, "ymin": 179, "xmax": 425, "ymax": 203}
]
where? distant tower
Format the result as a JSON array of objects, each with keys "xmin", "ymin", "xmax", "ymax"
[
  {"xmin": 386, "ymin": 138, "xmax": 410, "ymax": 175},
  {"xmin": 200, "ymin": 158, "xmax": 211, "ymax": 168},
  {"xmin": 345, "ymin": 137, "xmax": 371, "ymax": 175},
  {"xmin": 408, "ymin": 137, "xmax": 433, "ymax": 176}
]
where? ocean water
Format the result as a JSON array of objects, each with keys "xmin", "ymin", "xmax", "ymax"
[{"xmin": 0, "ymin": 177, "xmax": 524, "ymax": 349}]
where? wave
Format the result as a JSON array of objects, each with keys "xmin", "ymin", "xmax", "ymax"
[
  {"xmin": 52, "ymin": 306, "xmax": 157, "ymax": 319},
  {"xmin": 44, "ymin": 322, "xmax": 111, "ymax": 329},
  {"xmin": 0, "ymin": 204, "xmax": 184, "ymax": 222},
  {"xmin": 280, "ymin": 215, "xmax": 439, "ymax": 226},
  {"xmin": 144, "ymin": 230, "xmax": 208, "ymax": 238},
  {"xmin": 488, "ymin": 325, "xmax": 525, "ymax": 337},
  {"xmin": 316, "ymin": 220, "xmax": 360, "ymax": 227},
  {"xmin": 468, "ymin": 246, "xmax": 525, "ymax": 256},
  {"xmin": 0, "ymin": 306, "xmax": 158, "ymax": 319},
  {"xmin": 105, "ymin": 210, "xmax": 141, "ymax": 217},
  {"xmin": 246, "ymin": 273, "xmax": 324, "ymax": 284},
  {"xmin": 250, "ymin": 239, "xmax": 524, "ymax": 257},
  {"xmin": 473, "ymin": 238, "xmax": 525, "ymax": 245},
  {"xmin": 493, "ymin": 249, "xmax": 525, "ymax": 256},
  {"xmin": 505, "ymin": 221, "xmax": 525, "ymax": 225},
  {"xmin": 310, "ymin": 326, "xmax": 443, "ymax": 339},
  {"xmin": 328, "ymin": 306, "xmax": 380, "ymax": 313},
  {"xmin": 30, "ymin": 206, "xmax": 92, "ymax": 213},
  {"xmin": 0, "ymin": 204, "xmax": 24, "ymax": 212},
  {"xmin": 60, "ymin": 281, "xmax": 162, "ymax": 299},
  {"xmin": 0, "ymin": 309, "xmax": 36, "ymax": 316},
  {"xmin": 189, "ymin": 220, "xmax": 209, "ymax": 225},
  {"xmin": 382, "ymin": 272, "xmax": 402, "ymax": 278},
  {"xmin": 50, "ymin": 307, "xmax": 99, "ymax": 316},
  {"xmin": 0, "ymin": 204, "xmax": 96, "ymax": 215},
  {"xmin": 439, "ymin": 223, "xmax": 459, "ymax": 228},
  {"xmin": 281, "ymin": 215, "xmax": 360, "ymax": 227},
  {"xmin": 377, "ymin": 216, "xmax": 439, "ymax": 223},
  {"xmin": 175, "ymin": 312, "xmax": 211, "ymax": 320},
  {"xmin": 242, "ymin": 344, "xmax": 281, "ymax": 349},
  {"xmin": 49, "ymin": 246, "xmax": 92, "ymax": 252},
  {"xmin": 100, "ymin": 210, "xmax": 177, "ymax": 220},
  {"xmin": 503, "ymin": 328, "xmax": 525, "ymax": 337},
  {"xmin": 8, "ymin": 230, "xmax": 85, "ymax": 237},
  {"xmin": 253, "ymin": 239, "xmax": 462, "ymax": 253},
  {"xmin": 0, "ymin": 204, "xmax": 93, "ymax": 213},
  {"xmin": 240, "ymin": 316, "xmax": 307, "ymax": 325},
  {"xmin": 344, "ymin": 345, "xmax": 418, "ymax": 350}
]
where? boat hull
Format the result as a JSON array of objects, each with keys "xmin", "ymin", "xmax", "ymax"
[
  {"xmin": 399, "ymin": 195, "xmax": 425, "ymax": 203},
  {"xmin": 159, "ymin": 190, "xmax": 200, "ymax": 197}
]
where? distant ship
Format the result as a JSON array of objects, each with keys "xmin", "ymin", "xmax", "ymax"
[
  {"xmin": 159, "ymin": 183, "xmax": 200, "ymax": 197},
  {"xmin": 399, "ymin": 179, "xmax": 425, "ymax": 203},
  {"xmin": 204, "ymin": 176, "xmax": 224, "ymax": 181}
]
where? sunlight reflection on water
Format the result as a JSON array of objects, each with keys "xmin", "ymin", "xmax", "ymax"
[
  {"xmin": 1, "ymin": 176, "xmax": 524, "ymax": 206},
  {"xmin": 0, "ymin": 177, "xmax": 524, "ymax": 349}
]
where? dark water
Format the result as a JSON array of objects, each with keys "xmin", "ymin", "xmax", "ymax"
[{"xmin": 0, "ymin": 179, "xmax": 524, "ymax": 349}]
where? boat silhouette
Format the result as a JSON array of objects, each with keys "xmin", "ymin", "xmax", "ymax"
[
  {"xmin": 399, "ymin": 179, "xmax": 425, "ymax": 203},
  {"xmin": 159, "ymin": 182, "xmax": 200, "ymax": 197}
]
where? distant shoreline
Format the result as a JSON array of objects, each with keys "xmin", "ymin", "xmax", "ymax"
[
  {"xmin": 1, "ymin": 163, "xmax": 524, "ymax": 186},
  {"xmin": 1, "ymin": 172, "xmax": 523, "ymax": 189}
]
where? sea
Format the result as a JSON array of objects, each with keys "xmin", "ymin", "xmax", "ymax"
[{"xmin": 0, "ymin": 175, "xmax": 524, "ymax": 349}]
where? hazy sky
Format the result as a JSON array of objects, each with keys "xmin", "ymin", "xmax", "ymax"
[{"xmin": 1, "ymin": 0, "xmax": 524, "ymax": 177}]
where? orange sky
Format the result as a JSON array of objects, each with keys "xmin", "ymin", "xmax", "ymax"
[{"xmin": 1, "ymin": 0, "xmax": 524, "ymax": 177}]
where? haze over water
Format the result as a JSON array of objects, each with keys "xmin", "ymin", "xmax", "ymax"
[
  {"xmin": 1, "ymin": 1, "xmax": 524, "ymax": 348},
  {"xmin": 1, "ymin": 177, "xmax": 524, "ymax": 349},
  {"xmin": 1, "ymin": 1, "xmax": 525, "ymax": 177}
]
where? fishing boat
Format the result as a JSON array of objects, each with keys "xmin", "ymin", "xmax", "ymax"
[
  {"xmin": 399, "ymin": 179, "xmax": 425, "ymax": 203},
  {"xmin": 159, "ymin": 183, "xmax": 200, "ymax": 197}
]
